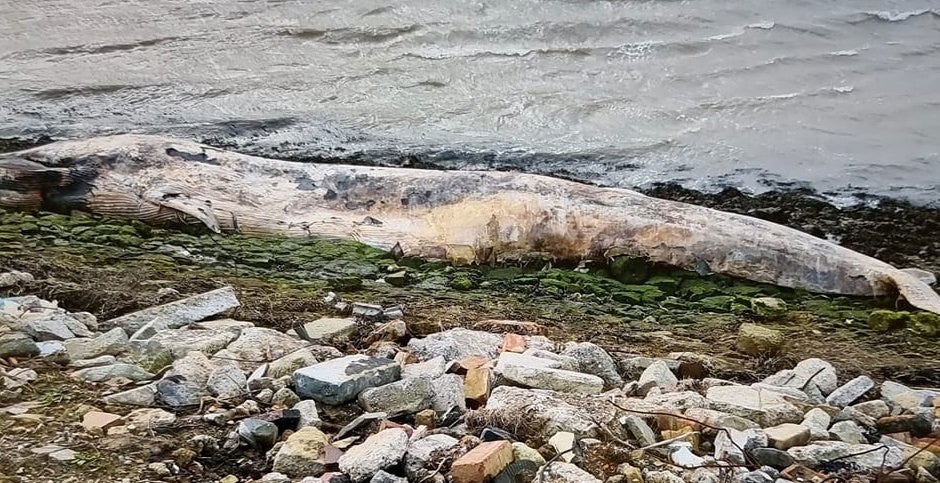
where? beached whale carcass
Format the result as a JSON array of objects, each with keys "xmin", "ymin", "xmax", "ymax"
[{"xmin": 2, "ymin": 134, "xmax": 939, "ymax": 314}]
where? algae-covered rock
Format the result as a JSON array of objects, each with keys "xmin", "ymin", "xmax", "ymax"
[
  {"xmin": 697, "ymin": 295, "xmax": 736, "ymax": 312},
  {"xmin": 752, "ymin": 297, "xmax": 788, "ymax": 317},
  {"xmin": 910, "ymin": 312, "xmax": 940, "ymax": 336},
  {"xmin": 736, "ymin": 323, "xmax": 786, "ymax": 356},
  {"xmin": 868, "ymin": 310, "xmax": 910, "ymax": 332},
  {"xmin": 609, "ymin": 256, "xmax": 650, "ymax": 284}
]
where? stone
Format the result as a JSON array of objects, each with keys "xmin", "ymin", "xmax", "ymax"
[
  {"xmin": 829, "ymin": 420, "xmax": 867, "ymax": 444},
  {"xmin": 826, "ymin": 375, "xmax": 874, "ymax": 407},
  {"xmin": 402, "ymin": 356, "xmax": 447, "ymax": 379},
  {"xmin": 751, "ymin": 447, "xmax": 794, "ymax": 469},
  {"xmin": 292, "ymin": 400, "xmax": 322, "ymax": 428},
  {"xmin": 403, "ymin": 434, "xmax": 460, "ymax": 480},
  {"xmin": 238, "ymin": 418, "xmax": 279, "ymax": 448},
  {"xmin": 521, "ymin": 349, "xmax": 580, "ymax": 371},
  {"xmin": 260, "ymin": 472, "xmax": 291, "ymax": 483},
  {"xmin": 35, "ymin": 340, "xmax": 68, "ymax": 361},
  {"xmin": 352, "ymin": 303, "xmax": 384, "ymax": 320},
  {"xmin": 429, "ymin": 373, "xmax": 466, "ymax": 415},
  {"xmin": 485, "ymin": 386, "xmax": 616, "ymax": 439},
  {"xmin": 512, "ymin": 442, "xmax": 546, "ymax": 466},
  {"xmin": 622, "ymin": 415, "xmax": 657, "ymax": 446},
  {"xmin": 263, "ymin": 348, "xmax": 318, "ymax": 379},
  {"xmin": 496, "ymin": 356, "xmax": 604, "ymax": 394},
  {"xmin": 70, "ymin": 355, "xmax": 116, "ymax": 368},
  {"xmin": 338, "ymin": 428, "xmax": 409, "ymax": 482},
  {"xmin": 464, "ymin": 366, "xmax": 493, "ymax": 405},
  {"xmin": 294, "ymin": 355, "xmax": 401, "ymax": 405},
  {"xmin": 549, "ymin": 432, "xmax": 576, "ymax": 462},
  {"xmin": 500, "ymin": 333, "xmax": 527, "ymax": 353},
  {"xmin": 415, "ymin": 409, "xmax": 436, "ymax": 428},
  {"xmin": 714, "ymin": 428, "xmax": 768, "ymax": 465},
  {"xmin": 206, "ymin": 362, "xmax": 248, "ymax": 400},
  {"xmin": 878, "ymin": 414, "xmax": 933, "ymax": 437},
  {"xmin": 18, "ymin": 315, "xmax": 75, "ymax": 341},
  {"xmin": 762, "ymin": 358, "xmax": 838, "ymax": 395},
  {"xmin": 450, "ymin": 440, "xmax": 513, "ymax": 483},
  {"xmin": 536, "ymin": 462, "xmax": 603, "ymax": 483},
  {"xmin": 156, "ymin": 351, "xmax": 215, "ymax": 406},
  {"xmin": 63, "ymin": 327, "xmax": 129, "ymax": 360},
  {"xmin": 125, "ymin": 408, "xmax": 177, "ymax": 431},
  {"xmin": 646, "ymin": 391, "xmax": 708, "ymax": 410},
  {"xmin": 102, "ymin": 384, "xmax": 158, "ymax": 406},
  {"xmin": 133, "ymin": 327, "xmax": 238, "ymax": 359},
  {"xmin": 750, "ymin": 383, "xmax": 812, "ymax": 402},
  {"xmin": 751, "ymin": 297, "xmax": 788, "ymax": 317},
  {"xmin": 850, "ymin": 400, "xmax": 890, "ymax": 419},
  {"xmin": 0, "ymin": 332, "xmax": 39, "ymax": 358},
  {"xmin": 801, "ymin": 408, "xmax": 832, "ymax": 441},
  {"xmin": 638, "ymin": 361, "xmax": 678, "ymax": 394},
  {"xmin": 82, "ymin": 411, "xmax": 123, "ymax": 433},
  {"xmin": 560, "ymin": 341, "xmax": 624, "ymax": 387},
  {"xmin": 736, "ymin": 323, "xmax": 785, "ymax": 356},
  {"xmin": 706, "ymin": 385, "xmax": 803, "ymax": 427},
  {"xmin": 106, "ymin": 286, "xmax": 240, "ymax": 334},
  {"xmin": 406, "ymin": 328, "xmax": 502, "ymax": 362},
  {"xmin": 880, "ymin": 436, "xmax": 940, "ymax": 472},
  {"xmin": 213, "ymin": 327, "xmax": 308, "ymax": 371},
  {"xmin": 763, "ymin": 423, "xmax": 811, "ymax": 450},
  {"xmin": 297, "ymin": 317, "xmax": 358, "ymax": 342},
  {"xmin": 272, "ymin": 388, "xmax": 301, "ymax": 408},
  {"xmin": 72, "ymin": 363, "xmax": 154, "ymax": 383},
  {"xmin": 272, "ymin": 426, "xmax": 330, "ymax": 478},
  {"xmin": 370, "ymin": 471, "xmax": 406, "ymax": 483},
  {"xmin": 0, "ymin": 270, "xmax": 33, "ymax": 287},
  {"xmin": 788, "ymin": 442, "xmax": 903, "ymax": 470},
  {"xmin": 358, "ymin": 377, "xmax": 433, "ymax": 414}
]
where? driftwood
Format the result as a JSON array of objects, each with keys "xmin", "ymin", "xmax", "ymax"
[{"xmin": 1, "ymin": 135, "xmax": 938, "ymax": 314}]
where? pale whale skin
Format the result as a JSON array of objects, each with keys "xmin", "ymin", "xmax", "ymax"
[{"xmin": 2, "ymin": 135, "xmax": 938, "ymax": 314}]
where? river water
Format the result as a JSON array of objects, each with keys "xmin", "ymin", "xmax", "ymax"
[{"xmin": 1, "ymin": 1, "xmax": 938, "ymax": 204}]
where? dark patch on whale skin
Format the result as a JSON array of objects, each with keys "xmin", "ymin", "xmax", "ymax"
[
  {"xmin": 166, "ymin": 147, "xmax": 218, "ymax": 165},
  {"xmin": 294, "ymin": 176, "xmax": 316, "ymax": 191}
]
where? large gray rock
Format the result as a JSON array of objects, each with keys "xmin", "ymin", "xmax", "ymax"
[
  {"xmin": 296, "ymin": 317, "xmax": 358, "ymax": 342},
  {"xmin": 0, "ymin": 332, "xmax": 40, "ymax": 358},
  {"xmin": 484, "ymin": 386, "xmax": 618, "ymax": 439},
  {"xmin": 17, "ymin": 314, "xmax": 75, "ymax": 341},
  {"xmin": 156, "ymin": 351, "xmax": 215, "ymax": 406},
  {"xmin": 496, "ymin": 354, "xmax": 604, "ymax": 394},
  {"xmin": 714, "ymin": 428, "xmax": 768, "ymax": 465},
  {"xmin": 560, "ymin": 342, "xmax": 624, "ymax": 387},
  {"xmin": 536, "ymin": 462, "xmax": 602, "ymax": 483},
  {"xmin": 267, "ymin": 349, "xmax": 319, "ymax": 379},
  {"xmin": 212, "ymin": 327, "xmax": 308, "ymax": 371},
  {"xmin": 293, "ymin": 355, "xmax": 400, "ymax": 405},
  {"xmin": 684, "ymin": 407, "xmax": 760, "ymax": 431},
  {"xmin": 406, "ymin": 328, "xmax": 501, "ymax": 362},
  {"xmin": 337, "ymin": 428, "xmax": 409, "ymax": 482},
  {"xmin": 106, "ymin": 286, "xmax": 240, "ymax": 334},
  {"xmin": 102, "ymin": 384, "xmax": 157, "ymax": 406},
  {"xmin": 829, "ymin": 420, "xmax": 866, "ymax": 444},
  {"xmin": 430, "ymin": 373, "xmax": 466, "ymax": 415},
  {"xmin": 358, "ymin": 377, "xmax": 434, "ymax": 414},
  {"xmin": 521, "ymin": 349, "xmax": 580, "ymax": 371},
  {"xmin": 826, "ymin": 375, "xmax": 874, "ymax": 407},
  {"xmin": 401, "ymin": 356, "xmax": 447, "ymax": 379},
  {"xmin": 638, "ymin": 360, "xmax": 678, "ymax": 394},
  {"xmin": 762, "ymin": 358, "xmax": 838, "ymax": 395},
  {"xmin": 238, "ymin": 418, "xmax": 279, "ymax": 448},
  {"xmin": 705, "ymin": 385, "xmax": 802, "ymax": 427},
  {"xmin": 132, "ymin": 327, "xmax": 238, "ymax": 359},
  {"xmin": 622, "ymin": 415, "xmax": 657, "ymax": 446},
  {"xmin": 71, "ymin": 363, "xmax": 154, "ymax": 383},
  {"xmin": 272, "ymin": 426, "xmax": 330, "ymax": 478},
  {"xmin": 788, "ymin": 442, "xmax": 903, "ymax": 470},
  {"xmin": 206, "ymin": 362, "xmax": 248, "ymax": 399},
  {"xmin": 403, "ymin": 434, "xmax": 459, "ymax": 480},
  {"xmin": 63, "ymin": 327, "xmax": 128, "ymax": 360},
  {"xmin": 801, "ymin": 408, "xmax": 832, "ymax": 441}
]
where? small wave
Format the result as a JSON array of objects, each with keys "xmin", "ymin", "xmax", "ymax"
[
  {"xmin": 706, "ymin": 21, "xmax": 775, "ymax": 41},
  {"xmin": 40, "ymin": 37, "xmax": 180, "ymax": 56},
  {"xmin": 748, "ymin": 21, "xmax": 776, "ymax": 30},
  {"xmin": 860, "ymin": 9, "xmax": 938, "ymax": 22},
  {"xmin": 829, "ymin": 50, "xmax": 859, "ymax": 57},
  {"xmin": 402, "ymin": 45, "xmax": 595, "ymax": 60},
  {"xmin": 25, "ymin": 84, "xmax": 138, "ymax": 100},
  {"xmin": 278, "ymin": 25, "xmax": 419, "ymax": 44}
]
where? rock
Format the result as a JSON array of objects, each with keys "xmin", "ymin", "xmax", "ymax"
[
  {"xmin": 499, "ymin": 333, "xmax": 527, "ymax": 353},
  {"xmin": 763, "ymin": 423, "xmax": 810, "ymax": 450},
  {"xmin": 296, "ymin": 317, "xmax": 358, "ymax": 342},
  {"xmin": 213, "ymin": 327, "xmax": 308, "ymax": 371},
  {"xmin": 133, "ymin": 327, "xmax": 238, "ymax": 358},
  {"xmin": 0, "ymin": 270, "xmax": 33, "ymax": 287},
  {"xmin": 156, "ymin": 351, "xmax": 215, "ymax": 406},
  {"xmin": 102, "ymin": 384, "xmax": 158, "ymax": 406},
  {"xmin": 63, "ymin": 327, "xmax": 129, "ymax": 360},
  {"xmin": 706, "ymin": 385, "xmax": 803, "ymax": 427},
  {"xmin": 850, "ymin": 400, "xmax": 890, "ymax": 419},
  {"xmin": 714, "ymin": 428, "xmax": 767, "ymax": 465},
  {"xmin": 683, "ymin": 407, "xmax": 761, "ymax": 431},
  {"xmin": 206, "ymin": 362, "xmax": 248, "ymax": 400},
  {"xmin": 825, "ymin": 375, "xmax": 874, "ymax": 407},
  {"xmin": 238, "ymin": 418, "xmax": 279, "ymax": 448},
  {"xmin": 425, "ymin": 373, "xmax": 465, "ymax": 416},
  {"xmin": 18, "ymin": 315, "xmax": 75, "ymax": 341},
  {"xmin": 521, "ymin": 349, "xmax": 580, "ymax": 371},
  {"xmin": 294, "ymin": 355, "xmax": 401, "ymax": 405},
  {"xmin": 535, "ymin": 462, "xmax": 602, "ymax": 482},
  {"xmin": 638, "ymin": 360, "xmax": 678, "ymax": 394},
  {"xmin": 512, "ymin": 442, "xmax": 546, "ymax": 466},
  {"xmin": 402, "ymin": 356, "xmax": 447, "ymax": 380},
  {"xmin": 292, "ymin": 400, "xmax": 322, "ymax": 428},
  {"xmin": 751, "ymin": 297, "xmax": 788, "ymax": 317},
  {"xmin": 485, "ymin": 386, "xmax": 616, "ymax": 439},
  {"xmin": 106, "ymin": 286, "xmax": 240, "ymax": 334},
  {"xmin": 829, "ymin": 420, "xmax": 867, "ymax": 444},
  {"xmin": 735, "ymin": 323, "xmax": 785, "ymax": 356},
  {"xmin": 406, "ymin": 328, "xmax": 502, "ymax": 362},
  {"xmin": 464, "ymin": 367, "xmax": 493, "ymax": 405},
  {"xmin": 369, "ymin": 471, "xmax": 406, "ymax": 483},
  {"xmin": 266, "ymin": 349, "xmax": 320, "ymax": 379},
  {"xmin": 82, "ymin": 411, "xmax": 123, "ymax": 433},
  {"xmin": 644, "ymin": 471, "xmax": 683, "ymax": 483},
  {"xmin": 473, "ymin": 319, "xmax": 549, "ymax": 335},
  {"xmin": 72, "ymin": 363, "xmax": 154, "ymax": 383},
  {"xmin": 35, "ymin": 340, "xmax": 68, "ymax": 361},
  {"xmin": 450, "ymin": 440, "xmax": 513, "ymax": 483},
  {"xmin": 496, "ymin": 354, "xmax": 604, "ymax": 394},
  {"xmin": 788, "ymin": 442, "xmax": 903, "ymax": 470},
  {"xmin": 0, "ymin": 332, "xmax": 40, "ymax": 358},
  {"xmin": 260, "ymin": 472, "xmax": 291, "ymax": 483},
  {"xmin": 71, "ymin": 355, "xmax": 116, "ymax": 368},
  {"xmin": 358, "ymin": 377, "xmax": 433, "ymax": 414},
  {"xmin": 880, "ymin": 436, "xmax": 940, "ymax": 472},
  {"xmin": 272, "ymin": 426, "xmax": 330, "ymax": 478},
  {"xmin": 751, "ymin": 447, "xmax": 794, "ymax": 469},
  {"xmin": 272, "ymin": 388, "xmax": 301, "ymax": 408},
  {"xmin": 878, "ymin": 415, "xmax": 933, "ymax": 437},
  {"xmin": 403, "ymin": 434, "xmax": 460, "ymax": 480},
  {"xmin": 560, "ymin": 342, "xmax": 624, "ymax": 387},
  {"xmin": 750, "ymin": 383, "xmax": 813, "ymax": 402},
  {"xmin": 801, "ymin": 408, "xmax": 832, "ymax": 441},
  {"xmin": 622, "ymin": 416, "xmax": 657, "ymax": 447},
  {"xmin": 125, "ymin": 408, "xmax": 177, "ymax": 431},
  {"xmin": 762, "ymin": 358, "xmax": 838, "ymax": 395},
  {"xmin": 337, "ymin": 428, "xmax": 409, "ymax": 482},
  {"xmin": 352, "ymin": 303, "xmax": 384, "ymax": 320},
  {"xmin": 549, "ymin": 432, "xmax": 576, "ymax": 462}
]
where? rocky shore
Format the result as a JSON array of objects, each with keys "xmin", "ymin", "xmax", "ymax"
[{"xmin": 2, "ymin": 272, "xmax": 940, "ymax": 483}]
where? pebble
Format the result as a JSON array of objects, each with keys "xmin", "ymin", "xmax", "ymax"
[
  {"xmin": 358, "ymin": 377, "xmax": 434, "ymax": 414},
  {"xmin": 763, "ymin": 423, "xmax": 811, "ymax": 450},
  {"xmin": 788, "ymin": 441, "xmax": 903, "ymax": 470},
  {"xmin": 337, "ymin": 428, "xmax": 409, "ymax": 482},
  {"xmin": 293, "ymin": 355, "xmax": 401, "ymax": 405},
  {"xmin": 403, "ymin": 434, "xmax": 460, "ymax": 480},
  {"xmin": 637, "ymin": 360, "xmax": 678, "ymax": 394},
  {"xmin": 292, "ymin": 400, "xmax": 322, "ymax": 428},
  {"xmin": 706, "ymin": 385, "xmax": 802, "ymax": 427},
  {"xmin": 560, "ymin": 342, "xmax": 624, "ymax": 387},
  {"xmin": 825, "ymin": 375, "xmax": 874, "ymax": 407},
  {"xmin": 271, "ymin": 427, "xmax": 330, "ymax": 478},
  {"xmin": 535, "ymin": 462, "xmax": 602, "ymax": 482},
  {"xmin": 271, "ymin": 388, "xmax": 301, "ymax": 408},
  {"xmin": 762, "ymin": 358, "xmax": 838, "ymax": 395},
  {"xmin": 829, "ymin": 420, "xmax": 867, "ymax": 444}
]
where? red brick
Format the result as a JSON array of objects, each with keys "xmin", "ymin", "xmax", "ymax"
[{"xmin": 450, "ymin": 440, "xmax": 513, "ymax": 483}]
